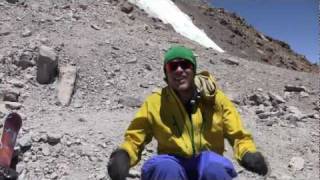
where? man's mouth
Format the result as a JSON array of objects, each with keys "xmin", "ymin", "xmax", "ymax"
[{"xmin": 174, "ymin": 76, "xmax": 186, "ymax": 83}]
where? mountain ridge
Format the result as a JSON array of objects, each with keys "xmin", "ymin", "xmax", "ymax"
[{"xmin": 172, "ymin": 0, "xmax": 318, "ymax": 73}]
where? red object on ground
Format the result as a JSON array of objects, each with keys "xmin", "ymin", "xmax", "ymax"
[{"xmin": 0, "ymin": 113, "xmax": 22, "ymax": 168}]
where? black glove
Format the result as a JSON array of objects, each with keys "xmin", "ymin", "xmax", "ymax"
[
  {"xmin": 240, "ymin": 152, "xmax": 268, "ymax": 176},
  {"xmin": 107, "ymin": 149, "xmax": 130, "ymax": 180},
  {"xmin": 0, "ymin": 166, "xmax": 18, "ymax": 180}
]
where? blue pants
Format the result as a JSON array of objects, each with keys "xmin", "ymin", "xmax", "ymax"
[{"xmin": 141, "ymin": 151, "xmax": 237, "ymax": 180}]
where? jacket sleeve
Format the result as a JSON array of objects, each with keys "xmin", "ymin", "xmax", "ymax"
[
  {"xmin": 216, "ymin": 90, "xmax": 257, "ymax": 161},
  {"xmin": 120, "ymin": 100, "xmax": 153, "ymax": 166}
]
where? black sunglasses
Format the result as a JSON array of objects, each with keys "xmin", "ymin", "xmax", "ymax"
[{"xmin": 166, "ymin": 61, "xmax": 193, "ymax": 72}]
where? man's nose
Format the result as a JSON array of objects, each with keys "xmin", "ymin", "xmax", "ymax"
[{"xmin": 175, "ymin": 65, "xmax": 184, "ymax": 73}]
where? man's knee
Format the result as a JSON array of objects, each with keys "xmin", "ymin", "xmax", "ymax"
[
  {"xmin": 142, "ymin": 155, "xmax": 187, "ymax": 180},
  {"xmin": 202, "ymin": 162, "xmax": 232, "ymax": 180}
]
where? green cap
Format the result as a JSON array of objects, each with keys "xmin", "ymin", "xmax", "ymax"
[{"xmin": 164, "ymin": 45, "xmax": 197, "ymax": 71}]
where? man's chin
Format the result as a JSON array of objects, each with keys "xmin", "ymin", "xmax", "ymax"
[{"xmin": 176, "ymin": 84, "xmax": 191, "ymax": 91}]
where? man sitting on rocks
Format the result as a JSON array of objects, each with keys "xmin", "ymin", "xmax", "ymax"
[{"xmin": 108, "ymin": 45, "xmax": 268, "ymax": 180}]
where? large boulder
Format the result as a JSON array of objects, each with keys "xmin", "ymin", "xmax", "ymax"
[
  {"xmin": 36, "ymin": 46, "xmax": 58, "ymax": 84},
  {"xmin": 57, "ymin": 65, "xmax": 77, "ymax": 106}
]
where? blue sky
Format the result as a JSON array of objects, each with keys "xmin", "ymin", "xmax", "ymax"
[{"xmin": 209, "ymin": 0, "xmax": 318, "ymax": 63}]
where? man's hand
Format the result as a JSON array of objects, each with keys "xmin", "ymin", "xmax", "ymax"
[
  {"xmin": 0, "ymin": 166, "xmax": 18, "ymax": 180},
  {"xmin": 107, "ymin": 149, "xmax": 130, "ymax": 180},
  {"xmin": 240, "ymin": 152, "xmax": 268, "ymax": 176}
]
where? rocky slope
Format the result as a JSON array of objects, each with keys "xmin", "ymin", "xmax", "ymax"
[
  {"xmin": 174, "ymin": 0, "xmax": 319, "ymax": 73},
  {"xmin": 0, "ymin": 0, "xmax": 319, "ymax": 180}
]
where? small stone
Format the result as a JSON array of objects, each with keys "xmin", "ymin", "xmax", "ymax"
[
  {"xmin": 16, "ymin": 162, "xmax": 26, "ymax": 174},
  {"xmin": 126, "ymin": 57, "xmax": 137, "ymax": 64},
  {"xmin": 91, "ymin": 24, "xmax": 101, "ymax": 30},
  {"xmin": 17, "ymin": 50, "xmax": 34, "ymax": 69},
  {"xmin": 128, "ymin": 169, "xmax": 140, "ymax": 178},
  {"xmin": 73, "ymin": 102, "xmax": 83, "ymax": 108},
  {"xmin": 249, "ymin": 93, "xmax": 269, "ymax": 106},
  {"xmin": 286, "ymin": 106, "xmax": 302, "ymax": 115},
  {"xmin": 4, "ymin": 102, "xmax": 22, "ymax": 110},
  {"xmin": 288, "ymin": 156, "xmax": 305, "ymax": 171},
  {"xmin": 140, "ymin": 83, "xmax": 149, "ymax": 88},
  {"xmin": 313, "ymin": 113, "xmax": 319, "ymax": 119},
  {"xmin": 120, "ymin": 2, "xmax": 134, "ymax": 14},
  {"xmin": 7, "ymin": 79, "xmax": 24, "ymax": 88},
  {"xmin": 221, "ymin": 57, "xmax": 239, "ymax": 66},
  {"xmin": 268, "ymin": 92, "xmax": 285, "ymax": 105},
  {"xmin": 50, "ymin": 172, "xmax": 58, "ymax": 179},
  {"xmin": 0, "ymin": 24, "xmax": 11, "ymax": 36},
  {"xmin": 257, "ymin": 112, "xmax": 271, "ymax": 119},
  {"xmin": 118, "ymin": 96, "xmax": 142, "ymax": 108},
  {"xmin": 79, "ymin": 4, "xmax": 88, "ymax": 10},
  {"xmin": 284, "ymin": 85, "xmax": 307, "ymax": 92},
  {"xmin": 78, "ymin": 117, "xmax": 86, "ymax": 122},
  {"xmin": 209, "ymin": 59, "xmax": 216, "ymax": 64},
  {"xmin": 96, "ymin": 171, "xmax": 106, "ymax": 180},
  {"xmin": 3, "ymin": 89, "xmax": 20, "ymax": 102},
  {"xmin": 299, "ymin": 91, "xmax": 309, "ymax": 98},
  {"xmin": 18, "ymin": 134, "xmax": 32, "ymax": 149},
  {"xmin": 144, "ymin": 64, "xmax": 152, "ymax": 71},
  {"xmin": 57, "ymin": 65, "xmax": 77, "ymax": 106},
  {"xmin": 21, "ymin": 29, "xmax": 32, "ymax": 37},
  {"xmin": 255, "ymin": 105, "xmax": 265, "ymax": 114},
  {"xmin": 41, "ymin": 145, "xmax": 50, "ymax": 156},
  {"xmin": 47, "ymin": 133, "xmax": 62, "ymax": 144}
]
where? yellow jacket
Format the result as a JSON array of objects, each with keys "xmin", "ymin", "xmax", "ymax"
[{"xmin": 121, "ymin": 71, "xmax": 257, "ymax": 166}]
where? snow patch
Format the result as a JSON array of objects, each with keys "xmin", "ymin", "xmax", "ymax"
[{"xmin": 129, "ymin": 0, "xmax": 224, "ymax": 52}]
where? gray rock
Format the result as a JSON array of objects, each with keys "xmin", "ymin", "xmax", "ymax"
[
  {"xmin": 120, "ymin": 2, "xmax": 134, "ymax": 14},
  {"xmin": 47, "ymin": 132, "xmax": 62, "ymax": 144},
  {"xmin": 17, "ymin": 51, "xmax": 34, "ymax": 69},
  {"xmin": 0, "ymin": 103, "xmax": 8, "ymax": 118},
  {"xmin": 0, "ymin": 24, "xmax": 11, "ymax": 36},
  {"xmin": 96, "ymin": 171, "xmax": 107, "ymax": 180},
  {"xmin": 299, "ymin": 91, "xmax": 309, "ymax": 98},
  {"xmin": 21, "ymin": 29, "xmax": 32, "ymax": 37},
  {"xmin": 79, "ymin": 3, "xmax": 88, "ymax": 10},
  {"xmin": 126, "ymin": 57, "xmax": 137, "ymax": 64},
  {"xmin": 57, "ymin": 65, "xmax": 77, "ymax": 106},
  {"xmin": 3, "ymin": 89, "xmax": 20, "ymax": 102},
  {"xmin": 18, "ymin": 134, "xmax": 32, "ymax": 149},
  {"xmin": 7, "ymin": 79, "xmax": 24, "ymax": 88},
  {"xmin": 4, "ymin": 101, "xmax": 22, "ymax": 110},
  {"xmin": 128, "ymin": 169, "xmax": 140, "ymax": 178},
  {"xmin": 118, "ymin": 96, "xmax": 143, "ymax": 108},
  {"xmin": 255, "ymin": 105, "xmax": 265, "ymax": 114},
  {"xmin": 286, "ymin": 106, "xmax": 302, "ymax": 116},
  {"xmin": 36, "ymin": 46, "xmax": 58, "ymax": 84},
  {"xmin": 313, "ymin": 113, "xmax": 319, "ymax": 119},
  {"xmin": 249, "ymin": 93, "xmax": 269, "ymax": 106},
  {"xmin": 268, "ymin": 92, "xmax": 285, "ymax": 105},
  {"xmin": 288, "ymin": 156, "xmax": 305, "ymax": 171},
  {"xmin": 16, "ymin": 162, "xmax": 26, "ymax": 174},
  {"xmin": 284, "ymin": 85, "xmax": 307, "ymax": 92},
  {"xmin": 257, "ymin": 112, "xmax": 271, "ymax": 119},
  {"xmin": 41, "ymin": 144, "xmax": 50, "ymax": 156},
  {"xmin": 221, "ymin": 57, "xmax": 240, "ymax": 65},
  {"xmin": 91, "ymin": 24, "xmax": 101, "ymax": 30}
]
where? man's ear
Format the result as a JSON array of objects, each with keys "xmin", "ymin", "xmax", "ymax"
[{"xmin": 163, "ymin": 68, "xmax": 168, "ymax": 83}]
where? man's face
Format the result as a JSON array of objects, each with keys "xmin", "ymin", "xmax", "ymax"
[{"xmin": 165, "ymin": 59, "xmax": 195, "ymax": 92}]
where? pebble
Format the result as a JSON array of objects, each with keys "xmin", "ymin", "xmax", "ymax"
[
  {"xmin": 4, "ymin": 101, "xmax": 22, "ymax": 110},
  {"xmin": 21, "ymin": 29, "xmax": 32, "ymax": 37},
  {"xmin": 47, "ymin": 132, "xmax": 63, "ymax": 144},
  {"xmin": 288, "ymin": 156, "xmax": 305, "ymax": 171}
]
